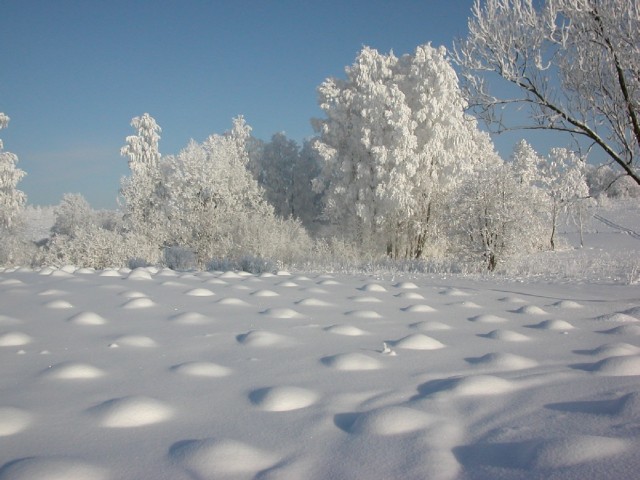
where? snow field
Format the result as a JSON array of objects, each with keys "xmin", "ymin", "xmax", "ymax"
[{"xmin": 0, "ymin": 267, "xmax": 639, "ymax": 479}]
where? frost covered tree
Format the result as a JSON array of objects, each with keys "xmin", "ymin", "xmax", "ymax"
[
  {"xmin": 120, "ymin": 113, "xmax": 167, "ymax": 258},
  {"xmin": 253, "ymin": 133, "xmax": 322, "ymax": 230},
  {"xmin": 0, "ymin": 113, "xmax": 26, "ymax": 230},
  {"xmin": 163, "ymin": 117, "xmax": 285, "ymax": 263},
  {"xmin": 453, "ymin": 160, "xmax": 546, "ymax": 270},
  {"xmin": 539, "ymin": 148, "xmax": 589, "ymax": 249},
  {"xmin": 454, "ymin": 0, "xmax": 640, "ymax": 184},
  {"xmin": 258, "ymin": 132, "xmax": 300, "ymax": 218},
  {"xmin": 313, "ymin": 44, "xmax": 500, "ymax": 258}
]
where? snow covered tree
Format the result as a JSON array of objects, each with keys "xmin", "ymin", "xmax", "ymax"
[
  {"xmin": 539, "ymin": 147, "xmax": 589, "ymax": 249},
  {"xmin": 51, "ymin": 193, "xmax": 95, "ymax": 238},
  {"xmin": 258, "ymin": 132, "xmax": 300, "ymax": 218},
  {"xmin": 454, "ymin": 0, "xmax": 640, "ymax": 184},
  {"xmin": 453, "ymin": 160, "xmax": 546, "ymax": 270},
  {"xmin": 0, "ymin": 113, "xmax": 26, "ymax": 230},
  {"xmin": 163, "ymin": 117, "xmax": 279, "ymax": 263},
  {"xmin": 252, "ymin": 133, "xmax": 322, "ymax": 231},
  {"xmin": 120, "ymin": 113, "xmax": 166, "ymax": 260},
  {"xmin": 313, "ymin": 44, "xmax": 500, "ymax": 258}
]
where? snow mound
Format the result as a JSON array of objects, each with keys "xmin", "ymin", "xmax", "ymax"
[
  {"xmin": 552, "ymin": 300, "xmax": 583, "ymax": 309},
  {"xmin": 600, "ymin": 324, "xmax": 640, "ymax": 335},
  {"xmin": 321, "ymin": 353, "xmax": 383, "ymax": 371},
  {"xmin": 317, "ymin": 279, "xmax": 340, "ymax": 285},
  {"xmin": 122, "ymin": 297, "xmax": 155, "ymax": 309},
  {"xmin": 395, "ymin": 291, "xmax": 425, "ymax": 300},
  {"xmin": 0, "ymin": 279, "xmax": 23, "ymax": 286},
  {"xmin": 349, "ymin": 406, "xmax": 434, "ymax": 436},
  {"xmin": 126, "ymin": 268, "xmax": 153, "ymax": 280},
  {"xmin": 0, "ymin": 457, "xmax": 108, "ymax": 480},
  {"xmin": 468, "ymin": 314, "xmax": 509, "ymax": 324},
  {"xmin": 410, "ymin": 320, "xmax": 451, "ymax": 331},
  {"xmin": 216, "ymin": 297, "xmax": 250, "ymax": 306},
  {"xmin": 0, "ymin": 315, "xmax": 21, "ymax": 325},
  {"xmin": 90, "ymin": 395, "xmax": 172, "ymax": 427},
  {"xmin": 466, "ymin": 352, "xmax": 538, "ymax": 370},
  {"xmin": 594, "ymin": 312, "xmax": 639, "ymax": 323},
  {"xmin": 440, "ymin": 288, "xmax": 470, "ymax": 296},
  {"xmin": 169, "ymin": 312, "xmax": 213, "ymax": 325},
  {"xmin": 0, "ymin": 332, "xmax": 32, "ymax": 346},
  {"xmin": 591, "ymin": 355, "xmax": 640, "ymax": 376},
  {"xmin": 38, "ymin": 289, "xmax": 67, "ymax": 296},
  {"xmin": 236, "ymin": 330, "xmax": 291, "ymax": 347},
  {"xmin": 394, "ymin": 281, "xmax": 419, "ymax": 289},
  {"xmin": 112, "ymin": 335, "xmax": 157, "ymax": 348},
  {"xmin": 587, "ymin": 343, "xmax": 640, "ymax": 357},
  {"xmin": 402, "ymin": 304, "xmax": 437, "ymax": 313},
  {"xmin": 277, "ymin": 280, "xmax": 299, "ymax": 287},
  {"xmin": 205, "ymin": 278, "xmax": 227, "ymax": 285},
  {"xmin": 498, "ymin": 296, "xmax": 527, "ymax": 303},
  {"xmin": 184, "ymin": 288, "xmax": 215, "ymax": 297},
  {"xmin": 261, "ymin": 307, "xmax": 303, "ymax": 319},
  {"xmin": 171, "ymin": 361, "xmax": 231, "ymax": 378},
  {"xmin": 324, "ymin": 324, "xmax": 369, "ymax": 336},
  {"xmin": 428, "ymin": 375, "xmax": 514, "ymax": 398},
  {"xmin": 251, "ymin": 289, "xmax": 279, "ymax": 297},
  {"xmin": 68, "ymin": 312, "xmax": 107, "ymax": 326},
  {"xmin": 118, "ymin": 290, "xmax": 147, "ymax": 298},
  {"xmin": 523, "ymin": 435, "xmax": 628, "ymax": 469},
  {"xmin": 249, "ymin": 386, "xmax": 318, "ymax": 411},
  {"xmin": 349, "ymin": 295, "xmax": 382, "ymax": 303},
  {"xmin": 42, "ymin": 362, "xmax": 105, "ymax": 380},
  {"xmin": 0, "ymin": 407, "xmax": 32, "ymax": 436},
  {"xmin": 219, "ymin": 271, "xmax": 242, "ymax": 279},
  {"xmin": 99, "ymin": 269, "xmax": 121, "ymax": 277},
  {"xmin": 452, "ymin": 301, "xmax": 483, "ymax": 308},
  {"xmin": 359, "ymin": 283, "xmax": 387, "ymax": 292},
  {"xmin": 392, "ymin": 333, "xmax": 445, "ymax": 350},
  {"xmin": 344, "ymin": 310, "xmax": 382, "ymax": 319},
  {"xmin": 44, "ymin": 299, "xmax": 73, "ymax": 309},
  {"xmin": 528, "ymin": 319, "xmax": 574, "ymax": 331},
  {"xmin": 296, "ymin": 297, "xmax": 333, "ymax": 306},
  {"xmin": 513, "ymin": 305, "xmax": 547, "ymax": 315},
  {"xmin": 169, "ymin": 438, "xmax": 279, "ymax": 477}
]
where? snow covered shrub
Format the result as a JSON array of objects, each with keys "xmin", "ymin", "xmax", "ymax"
[
  {"xmin": 207, "ymin": 255, "xmax": 277, "ymax": 274},
  {"xmin": 163, "ymin": 246, "xmax": 196, "ymax": 271},
  {"xmin": 586, "ymin": 164, "xmax": 640, "ymax": 199},
  {"xmin": 451, "ymin": 161, "xmax": 547, "ymax": 271}
]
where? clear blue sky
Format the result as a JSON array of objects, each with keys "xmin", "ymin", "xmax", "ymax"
[{"xmin": 1, "ymin": 0, "xmax": 553, "ymax": 209}]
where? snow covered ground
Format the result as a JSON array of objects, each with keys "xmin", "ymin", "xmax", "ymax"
[{"xmin": 1, "ymin": 204, "xmax": 640, "ymax": 480}]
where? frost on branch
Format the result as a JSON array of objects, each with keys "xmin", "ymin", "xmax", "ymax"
[{"xmin": 454, "ymin": 0, "xmax": 640, "ymax": 184}]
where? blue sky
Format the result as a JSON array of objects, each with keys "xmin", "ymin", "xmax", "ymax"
[{"xmin": 1, "ymin": 0, "xmax": 557, "ymax": 209}]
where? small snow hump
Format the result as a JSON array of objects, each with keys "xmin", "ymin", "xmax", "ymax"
[
  {"xmin": 68, "ymin": 311, "xmax": 107, "ymax": 326},
  {"xmin": 169, "ymin": 438, "xmax": 279, "ymax": 477},
  {"xmin": 0, "ymin": 456, "xmax": 109, "ymax": 480},
  {"xmin": 171, "ymin": 361, "xmax": 231, "ymax": 378},
  {"xmin": 0, "ymin": 332, "xmax": 32, "ymax": 347},
  {"xmin": 42, "ymin": 362, "xmax": 105, "ymax": 380},
  {"xmin": 249, "ymin": 386, "xmax": 318, "ymax": 411},
  {"xmin": 89, "ymin": 395, "xmax": 172, "ymax": 428},
  {"xmin": 392, "ymin": 333, "xmax": 445, "ymax": 350},
  {"xmin": 348, "ymin": 406, "xmax": 434, "ymax": 436},
  {"xmin": 321, "ymin": 352, "xmax": 383, "ymax": 371},
  {"xmin": 0, "ymin": 407, "xmax": 32, "ymax": 437}
]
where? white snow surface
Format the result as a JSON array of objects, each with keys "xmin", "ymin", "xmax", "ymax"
[{"xmin": 1, "ymin": 207, "xmax": 640, "ymax": 479}]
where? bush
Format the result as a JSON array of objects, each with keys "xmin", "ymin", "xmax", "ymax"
[
  {"xmin": 206, "ymin": 255, "xmax": 277, "ymax": 274},
  {"xmin": 163, "ymin": 246, "xmax": 197, "ymax": 271}
]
